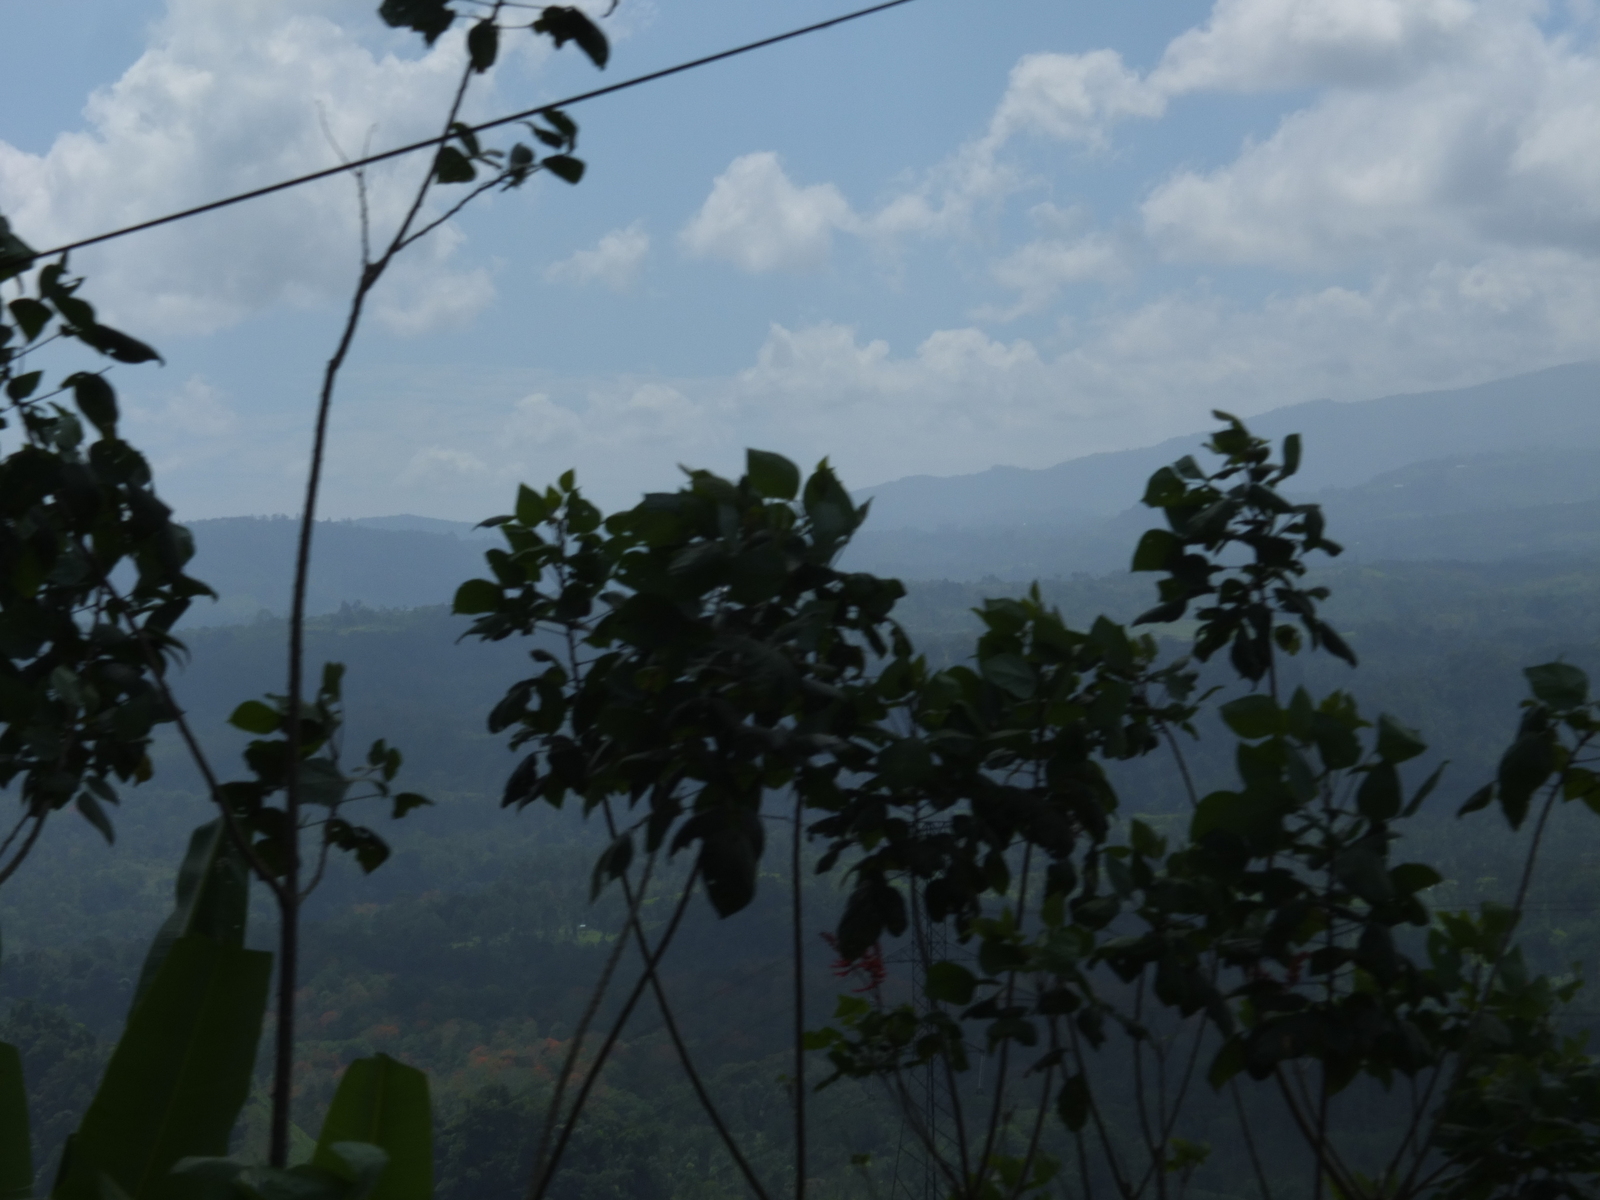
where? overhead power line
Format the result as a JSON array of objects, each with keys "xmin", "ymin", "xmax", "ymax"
[{"xmin": 1, "ymin": 0, "xmax": 921, "ymax": 269}]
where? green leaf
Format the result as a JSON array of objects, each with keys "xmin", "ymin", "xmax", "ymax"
[
  {"xmin": 5, "ymin": 370, "xmax": 41, "ymax": 401},
  {"xmin": 1280, "ymin": 432, "xmax": 1302, "ymax": 479},
  {"xmin": 1056, "ymin": 1073, "xmax": 1090, "ymax": 1131},
  {"xmin": 1357, "ymin": 763, "xmax": 1401, "ymax": 821},
  {"xmin": 514, "ymin": 483, "xmax": 549, "ymax": 526},
  {"xmin": 1207, "ymin": 1037, "xmax": 1246, "ymax": 1088},
  {"xmin": 0, "ymin": 217, "xmax": 35, "ymax": 283},
  {"xmin": 1141, "ymin": 466, "xmax": 1186, "ymax": 508},
  {"xmin": 55, "ymin": 937, "xmax": 271, "ymax": 1200},
  {"xmin": 392, "ymin": 792, "xmax": 431, "ymax": 819},
  {"xmin": 8, "ymin": 297, "xmax": 50, "ymax": 341},
  {"xmin": 1130, "ymin": 528, "xmax": 1179, "ymax": 572},
  {"xmin": 313, "ymin": 1054, "xmax": 432, "ymax": 1200},
  {"xmin": 532, "ymin": 5, "xmax": 610, "ymax": 67},
  {"xmin": 1525, "ymin": 661, "xmax": 1588, "ymax": 710},
  {"xmin": 924, "ymin": 962, "xmax": 977, "ymax": 1006},
  {"xmin": 1403, "ymin": 761, "xmax": 1447, "ymax": 817},
  {"xmin": 0, "ymin": 1042, "xmax": 30, "ymax": 1200},
  {"xmin": 466, "ymin": 18, "xmax": 499, "ymax": 71},
  {"xmin": 378, "ymin": 0, "xmax": 456, "ymax": 42},
  {"xmin": 542, "ymin": 154, "xmax": 585, "ymax": 184},
  {"xmin": 1219, "ymin": 694, "xmax": 1281, "ymax": 740},
  {"xmin": 64, "ymin": 371, "xmax": 118, "ymax": 437},
  {"xmin": 746, "ymin": 449, "xmax": 800, "ymax": 501},
  {"xmin": 1458, "ymin": 783, "xmax": 1493, "ymax": 817},
  {"xmin": 1497, "ymin": 733, "xmax": 1556, "ymax": 829},
  {"xmin": 229, "ymin": 699, "xmax": 281, "ymax": 735},
  {"xmin": 131, "ymin": 820, "xmax": 249, "ymax": 1011},
  {"xmin": 72, "ymin": 323, "xmax": 162, "ymax": 364},
  {"xmin": 453, "ymin": 578, "xmax": 502, "ymax": 614},
  {"xmin": 76, "ymin": 792, "xmax": 116, "ymax": 845},
  {"xmin": 1390, "ymin": 862, "xmax": 1442, "ymax": 895},
  {"xmin": 433, "ymin": 145, "xmax": 476, "ymax": 184},
  {"xmin": 1375, "ymin": 715, "xmax": 1426, "ymax": 764},
  {"xmin": 980, "ymin": 653, "xmax": 1036, "ymax": 700}
]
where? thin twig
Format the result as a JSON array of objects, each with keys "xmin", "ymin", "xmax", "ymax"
[
  {"xmin": 0, "ymin": 813, "xmax": 45, "ymax": 890},
  {"xmin": 601, "ymin": 801, "xmax": 773, "ymax": 1200},
  {"xmin": 273, "ymin": 34, "xmax": 484, "ymax": 1168},
  {"xmin": 530, "ymin": 865, "xmax": 701, "ymax": 1200},
  {"xmin": 792, "ymin": 795, "xmax": 808, "ymax": 1200},
  {"xmin": 1230, "ymin": 1079, "xmax": 1275, "ymax": 1200},
  {"xmin": 529, "ymin": 849, "xmax": 656, "ymax": 1190}
]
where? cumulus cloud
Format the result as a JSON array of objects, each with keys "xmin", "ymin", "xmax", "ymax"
[
  {"xmin": 679, "ymin": 153, "xmax": 858, "ymax": 272},
  {"xmin": 1141, "ymin": 6, "xmax": 1600, "ymax": 271},
  {"xmin": 1149, "ymin": 0, "xmax": 1477, "ymax": 93},
  {"xmin": 0, "ymin": 0, "xmax": 500, "ymax": 336},
  {"xmin": 544, "ymin": 222, "xmax": 650, "ymax": 290}
]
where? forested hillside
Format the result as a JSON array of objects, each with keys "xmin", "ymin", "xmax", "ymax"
[{"xmin": 9, "ymin": 539, "xmax": 1600, "ymax": 1197}]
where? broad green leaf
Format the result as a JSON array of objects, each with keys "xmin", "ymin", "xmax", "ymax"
[
  {"xmin": 1356, "ymin": 763, "xmax": 1401, "ymax": 821},
  {"xmin": 55, "ymin": 937, "xmax": 271, "ymax": 1200},
  {"xmin": 745, "ymin": 449, "xmax": 800, "ymax": 501},
  {"xmin": 1375, "ymin": 715, "xmax": 1426, "ymax": 764},
  {"xmin": 378, "ymin": 0, "xmax": 455, "ymax": 43},
  {"xmin": 514, "ymin": 484, "xmax": 548, "ymax": 526},
  {"xmin": 466, "ymin": 18, "xmax": 498, "ymax": 71},
  {"xmin": 1524, "ymin": 661, "xmax": 1588, "ymax": 710},
  {"xmin": 228, "ymin": 700, "xmax": 281, "ymax": 735},
  {"xmin": 1219, "ymin": 694, "xmax": 1281, "ymax": 740},
  {"xmin": 452, "ymin": 578, "xmax": 501, "ymax": 614},
  {"xmin": 541, "ymin": 155, "xmax": 585, "ymax": 185},
  {"xmin": 313, "ymin": 1055, "xmax": 432, "ymax": 1200},
  {"xmin": 8, "ymin": 297, "xmax": 50, "ymax": 341},
  {"xmin": 433, "ymin": 146, "xmax": 475, "ymax": 184},
  {"xmin": 0, "ymin": 1042, "xmax": 30, "ymax": 1200},
  {"xmin": 980, "ymin": 653, "xmax": 1036, "ymax": 700},
  {"xmin": 532, "ymin": 6, "xmax": 609, "ymax": 67},
  {"xmin": 1497, "ymin": 732, "xmax": 1556, "ymax": 829},
  {"xmin": 924, "ymin": 962, "xmax": 977, "ymax": 1007},
  {"xmin": 1130, "ymin": 528, "xmax": 1179, "ymax": 572},
  {"xmin": 1056, "ymin": 1074, "xmax": 1090, "ymax": 1131},
  {"xmin": 66, "ymin": 372, "xmax": 118, "ymax": 437}
]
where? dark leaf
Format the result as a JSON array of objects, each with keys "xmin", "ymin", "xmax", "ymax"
[
  {"xmin": 925, "ymin": 962, "xmax": 977, "ymax": 1006},
  {"xmin": 434, "ymin": 145, "xmax": 476, "ymax": 184},
  {"xmin": 72, "ymin": 323, "xmax": 163, "ymax": 364},
  {"xmin": 67, "ymin": 372, "xmax": 118, "ymax": 437},
  {"xmin": 8, "ymin": 297, "xmax": 50, "ymax": 341},
  {"xmin": 542, "ymin": 154, "xmax": 585, "ymax": 184},
  {"xmin": 533, "ymin": 6, "xmax": 610, "ymax": 68},
  {"xmin": 1524, "ymin": 661, "xmax": 1588, "ymax": 710},
  {"xmin": 1375, "ymin": 714, "xmax": 1426, "ymax": 764},
  {"xmin": 378, "ymin": 0, "xmax": 456, "ymax": 43},
  {"xmin": 229, "ymin": 700, "xmax": 281, "ymax": 735},
  {"xmin": 76, "ymin": 792, "xmax": 116, "ymax": 845},
  {"xmin": 746, "ymin": 448, "xmax": 800, "ymax": 501},
  {"xmin": 467, "ymin": 18, "xmax": 499, "ymax": 71},
  {"xmin": 1056, "ymin": 1074, "xmax": 1090, "ymax": 1131}
]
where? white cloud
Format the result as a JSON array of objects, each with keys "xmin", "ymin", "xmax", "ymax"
[
  {"xmin": 0, "ymin": 0, "xmax": 501, "ymax": 336},
  {"xmin": 1141, "ymin": 8, "xmax": 1600, "ymax": 271},
  {"xmin": 399, "ymin": 446, "xmax": 490, "ymax": 487},
  {"xmin": 544, "ymin": 221, "xmax": 650, "ymax": 290},
  {"xmin": 990, "ymin": 50, "xmax": 1165, "ymax": 147},
  {"xmin": 679, "ymin": 153, "xmax": 858, "ymax": 273},
  {"xmin": 1149, "ymin": 0, "xmax": 1477, "ymax": 93}
]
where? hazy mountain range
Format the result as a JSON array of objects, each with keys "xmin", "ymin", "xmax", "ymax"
[{"xmin": 176, "ymin": 361, "xmax": 1600, "ymax": 624}]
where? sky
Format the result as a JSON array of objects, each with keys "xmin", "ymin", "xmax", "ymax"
[{"xmin": 3, "ymin": 0, "xmax": 1599, "ymax": 520}]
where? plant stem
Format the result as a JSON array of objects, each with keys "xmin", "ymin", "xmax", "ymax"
[{"xmin": 792, "ymin": 793, "xmax": 807, "ymax": 1200}]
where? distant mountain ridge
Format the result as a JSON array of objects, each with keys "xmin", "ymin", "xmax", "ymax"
[
  {"xmin": 854, "ymin": 361, "xmax": 1600, "ymax": 531},
  {"xmin": 176, "ymin": 362, "xmax": 1600, "ymax": 620}
]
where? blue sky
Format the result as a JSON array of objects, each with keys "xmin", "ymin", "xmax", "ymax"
[{"xmin": 4, "ymin": 0, "xmax": 1599, "ymax": 519}]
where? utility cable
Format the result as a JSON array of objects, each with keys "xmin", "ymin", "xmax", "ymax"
[{"xmin": 0, "ymin": 0, "xmax": 922, "ymax": 270}]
